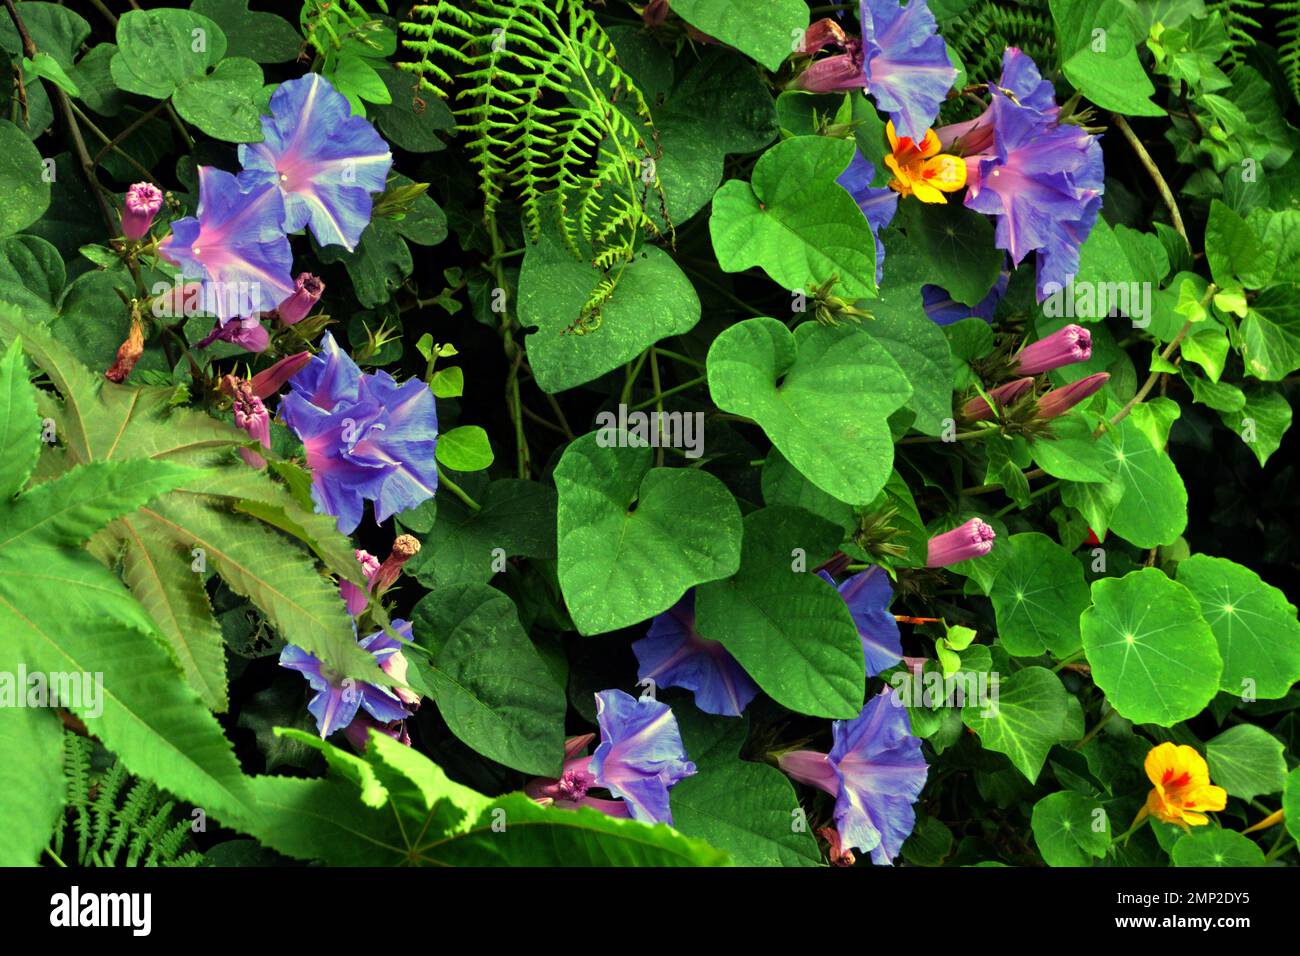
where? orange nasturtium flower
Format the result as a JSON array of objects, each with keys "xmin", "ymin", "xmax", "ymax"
[
  {"xmin": 883, "ymin": 121, "xmax": 967, "ymax": 204},
  {"xmin": 1139, "ymin": 743, "xmax": 1227, "ymax": 828}
]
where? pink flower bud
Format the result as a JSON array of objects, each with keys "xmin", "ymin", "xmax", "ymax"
[
  {"xmin": 1012, "ymin": 324, "xmax": 1092, "ymax": 375},
  {"xmin": 232, "ymin": 381, "xmax": 271, "ymax": 468},
  {"xmin": 1035, "ymin": 372, "xmax": 1110, "ymax": 420},
  {"xmin": 642, "ymin": 0, "xmax": 669, "ymax": 27},
  {"xmin": 372, "ymin": 534, "xmax": 420, "ymax": 596},
  {"xmin": 926, "ymin": 518, "xmax": 996, "ymax": 568},
  {"xmin": 249, "ymin": 351, "xmax": 312, "ymax": 399},
  {"xmin": 340, "ymin": 549, "xmax": 381, "ymax": 616},
  {"xmin": 962, "ymin": 376, "xmax": 1036, "ymax": 421},
  {"xmin": 121, "ymin": 182, "xmax": 163, "ymax": 241},
  {"xmin": 793, "ymin": 49, "xmax": 867, "ymax": 92},
  {"xmin": 275, "ymin": 272, "xmax": 324, "ymax": 326},
  {"xmin": 342, "ymin": 714, "xmax": 410, "ymax": 752},
  {"xmin": 378, "ymin": 644, "xmax": 421, "ymax": 707}
]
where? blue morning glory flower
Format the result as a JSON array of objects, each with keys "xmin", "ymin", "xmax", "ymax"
[
  {"xmin": 588, "ymin": 690, "xmax": 697, "ymax": 826},
  {"xmin": 632, "ymin": 592, "xmax": 760, "ymax": 718},
  {"xmin": 238, "ymin": 73, "xmax": 393, "ymax": 252},
  {"xmin": 942, "ymin": 49, "xmax": 1104, "ymax": 300},
  {"xmin": 859, "ymin": 0, "xmax": 957, "ymax": 142},
  {"xmin": 779, "ymin": 687, "xmax": 928, "ymax": 865},
  {"xmin": 158, "ymin": 166, "xmax": 295, "ymax": 323},
  {"xmin": 836, "ymin": 150, "xmax": 899, "ymax": 284},
  {"xmin": 279, "ymin": 620, "xmax": 417, "ymax": 738},
  {"xmin": 818, "ymin": 566, "xmax": 904, "ymax": 677},
  {"xmin": 922, "ymin": 268, "xmax": 1009, "ymax": 326},
  {"xmin": 278, "ymin": 332, "xmax": 438, "ymax": 534}
]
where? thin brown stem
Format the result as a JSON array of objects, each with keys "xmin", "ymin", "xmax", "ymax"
[{"xmin": 1111, "ymin": 114, "xmax": 1188, "ymax": 248}]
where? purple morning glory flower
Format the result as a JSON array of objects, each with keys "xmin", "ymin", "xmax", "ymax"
[
  {"xmin": 158, "ymin": 166, "xmax": 296, "ymax": 323},
  {"xmin": 837, "ymin": 151, "xmax": 899, "ymax": 284},
  {"xmin": 944, "ymin": 48, "xmax": 1104, "ymax": 300},
  {"xmin": 238, "ymin": 73, "xmax": 393, "ymax": 252},
  {"xmin": 818, "ymin": 567, "xmax": 903, "ymax": 677},
  {"xmin": 779, "ymin": 687, "xmax": 928, "ymax": 865},
  {"xmin": 278, "ymin": 332, "xmax": 439, "ymax": 534},
  {"xmin": 922, "ymin": 268, "xmax": 1009, "ymax": 326},
  {"xmin": 525, "ymin": 734, "xmax": 632, "ymax": 819},
  {"xmin": 587, "ymin": 690, "xmax": 697, "ymax": 825},
  {"xmin": 632, "ymin": 593, "xmax": 760, "ymax": 717},
  {"xmin": 196, "ymin": 314, "xmax": 270, "ymax": 353},
  {"xmin": 859, "ymin": 0, "xmax": 957, "ymax": 141},
  {"xmin": 278, "ymin": 620, "xmax": 417, "ymax": 738}
]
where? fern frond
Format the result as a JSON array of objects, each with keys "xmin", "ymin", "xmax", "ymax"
[
  {"xmin": 943, "ymin": 0, "xmax": 1054, "ymax": 93},
  {"xmin": 1279, "ymin": 2, "xmax": 1300, "ymax": 104},
  {"xmin": 399, "ymin": 0, "xmax": 667, "ymax": 267},
  {"xmin": 86, "ymin": 757, "xmax": 127, "ymax": 865},
  {"xmin": 62, "ymin": 733, "xmax": 93, "ymax": 859},
  {"xmin": 1207, "ymin": 0, "xmax": 1266, "ymax": 70},
  {"xmin": 61, "ymin": 739, "xmax": 201, "ymax": 867},
  {"xmin": 104, "ymin": 780, "xmax": 155, "ymax": 866}
]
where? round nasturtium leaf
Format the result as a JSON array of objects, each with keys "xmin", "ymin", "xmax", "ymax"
[
  {"xmin": 1176, "ymin": 554, "xmax": 1300, "ymax": 700},
  {"xmin": 989, "ymin": 533, "xmax": 1091, "ymax": 657},
  {"xmin": 1284, "ymin": 767, "xmax": 1300, "ymax": 843},
  {"xmin": 1205, "ymin": 724, "xmax": 1287, "ymax": 802},
  {"xmin": 1030, "ymin": 791, "xmax": 1110, "ymax": 867},
  {"xmin": 1170, "ymin": 828, "xmax": 1265, "ymax": 867},
  {"xmin": 709, "ymin": 135, "xmax": 880, "ymax": 300},
  {"xmin": 1104, "ymin": 416, "xmax": 1188, "ymax": 548},
  {"xmin": 554, "ymin": 434, "xmax": 742, "ymax": 635},
  {"xmin": 707, "ymin": 317, "xmax": 911, "ymax": 506},
  {"xmin": 0, "ymin": 120, "xmax": 51, "ymax": 238},
  {"xmin": 1080, "ymin": 569, "xmax": 1222, "ymax": 726}
]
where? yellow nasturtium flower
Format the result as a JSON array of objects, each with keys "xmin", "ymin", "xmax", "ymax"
[
  {"xmin": 1139, "ymin": 743, "xmax": 1227, "ymax": 828},
  {"xmin": 883, "ymin": 121, "xmax": 967, "ymax": 204}
]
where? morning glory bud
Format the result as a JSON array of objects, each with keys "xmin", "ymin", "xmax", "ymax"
[
  {"xmin": 961, "ymin": 376, "xmax": 1036, "ymax": 421},
  {"xmin": 1011, "ymin": 324, "xmax": 1092, "ymax": 375},
  {"xmin": 1034, "ymin": 371, "xmax": 1110, "ymax": 420},
  {"xmin": 231, "ymin": 380, "xmax": 271, "ymax": 468},
  {"xmin": 120, "ymin": 182, "xmax": 163, "ymax": 241},
  {"xmin": 276, "ymin": 272, "xmax": 325, "ymax": 326},
  {"xmin": 926, "ymin": 518, "xmax": 996, "ymax": 568}
]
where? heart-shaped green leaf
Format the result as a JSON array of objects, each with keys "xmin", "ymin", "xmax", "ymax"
[
  {"xmin": 518, "ymin": 234, "xmax": 701, "ymax": 394},
  {"xmin": 707, "ymin": 317, "xmax": 911, "ymax": 505},
  {"xmin": 962, "ymin": 666, "xmax": 1072, "ymax": 783},
  {"xmin": 695, "ymin": 506, "xmax": 865, "ymax": 718},
  {"xmin": 555, "ymin": 434, "xmax": 742, "ymax": 635},
  {"xmin": 710, "ymin": 135, "xmax": 879, "ymax": 300}
]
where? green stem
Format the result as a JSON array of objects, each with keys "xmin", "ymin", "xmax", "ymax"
[
  {"xmin": 627, "ymin": 374, "xmax": 708, "ymax": 412},
  {"xmin": 1074, "ymin": 707, "xmax": 1118, "ymax": 750},
  {"xmin": 620, "ymin": 349, "xmax": 650, "ymax": 405},
  {"xmin": 436, "ymin": 465, "xmax": 482, "ymax": 511},
  {"xmin": 652, "ymin": 347, "xmax": 706, "ymax": 370},
  {"xmin": 1111, "ymin": 114, "xmax": 1189, "ymax": 248},
  {"xmin": 899, "ymin": 429, "xmax": 995, "ymax": 444}
]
